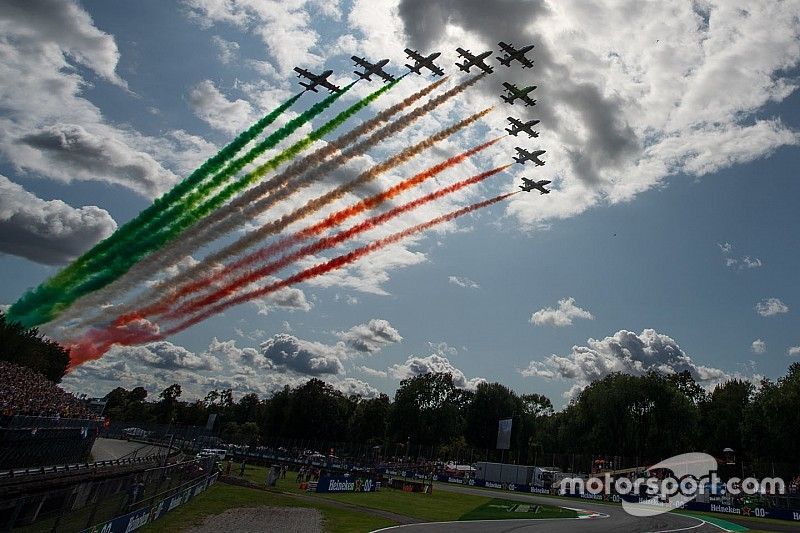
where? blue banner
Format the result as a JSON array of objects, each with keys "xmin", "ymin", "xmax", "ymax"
[{"xmin": 316, "ymin": 476, "xmax": 377, "ymax": 493}]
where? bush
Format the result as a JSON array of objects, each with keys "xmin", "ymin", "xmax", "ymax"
[{"xmin": 0, "ymin": 311, "xmax": 70, "ymax": 382}]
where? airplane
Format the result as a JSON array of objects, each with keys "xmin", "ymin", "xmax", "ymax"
[
  {"xmin": 497, "ymin": 42, "xmax": 535, "ymax": 68},
  {"xmin": 501, "ymin": 82, "xmax": 537, "ymax": 106},
  {"xmin": 513, "ymin": 147, "xmax": 546, "ymax": 166},
  {"xmin": 293, "ymin": 67, "xmax": 340, "ymax": 93},
  {"xmin": 455, "ymin": 47, "xmax": 494, "ymax": 74},
  {"xmin": 351, "ymin": 56, "xmax": 395, "ymax": 82},
  {"xmin": 404, "ymin": 49, "xmax": 444, "ymax": 76},
  {"xmin": 519, "ymin": 177, "xmax": 551, "ymax": 194},
  {"xmin": 506, "ymin": 117, "xmax": 540, "ymax": 138}
]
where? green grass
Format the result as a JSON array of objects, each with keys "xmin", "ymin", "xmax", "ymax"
[
  {"xmin": 459, "ymin": 498, "xmax": 579, "ymax": 521},
  {"xmin": 139, "ymin": 483, "xmax": 395, "ymax": 533},
  {"xmin": 323, "ymin": 488, "xmax": 490, "ymax": 522}
]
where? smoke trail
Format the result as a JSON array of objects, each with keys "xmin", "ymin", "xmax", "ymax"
[
  {"xmin": 67, "ymin": 192, "xmax": 516, "ymax": 364},
  {"xmin": 19, "ymin": 83, "xmax": 358, "ymax": 327},
  {"xmin": 164, "ymin": 164, "xmax": 510, "ymax": 321},
  {"xmin": 52, "ymin": 78, "xmax": 434, "ymax": 331},
  {"xmin": 164, "ymin": 192, "xmax": 518, "ymax": 336},
  {"xmin": 135, "ymin": 139, "xmax": 503, "ymax": 319},
  {"xmin": 62, "ymin": 75, "xmax": 484, "ymax": 331},
  {"xmin": 114, "ymin": 76, "xmax": 478, "ymax": 307},
  {"xmin": 7, "ymin": 92, "xmax": 302, "ymax": 326}
]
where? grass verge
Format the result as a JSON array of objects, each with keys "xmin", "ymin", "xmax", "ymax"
[
  {"xmin": 459, "ymin": 498, "xmax": 578, "ymax": 521},
  {"xmin": 139, "ymin": 482, "xmax": 395, "ymax": 533}
]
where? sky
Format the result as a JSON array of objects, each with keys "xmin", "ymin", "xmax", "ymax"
[{"xmin": 0, "ymin": 0, "xmax": 798, "ymax": 407}]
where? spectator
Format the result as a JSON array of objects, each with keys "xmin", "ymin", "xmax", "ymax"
[
  {"xmin": 239, "ymin": 458, "xmax": 247, "ymax": 476},
  {"xmin": 0, "ymin": 361, "xmax": 97, "ymax": 420}
]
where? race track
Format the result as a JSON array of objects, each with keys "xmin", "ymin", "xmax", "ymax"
[
  {"xmin": 374, "ymin": 484, "xmax": 722, "ymax": 532},
  {"xmin": 90, "ymin": 437, "xmax": 167, "ymax": 461}
]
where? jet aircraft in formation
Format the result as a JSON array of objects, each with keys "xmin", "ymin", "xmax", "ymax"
[
  {"xmin": 293, "ymin": 67, "xmax": 340, "ymax": 93},
  {"xmin": 294, "ymin": 42, "xmax": 550, "ymax": 194},
  {"xmin": 404, "ymin": 49, "xmax": 444, "ymax": 76},
  {"xmin": 506, "ymin": 117, "xmax": 540, "ymax": 138},
  {"xmin": 497, "ymin": 42, "xmax": 535, "ymax": 68},
  {"xmin": 352, "ymin": 56, "xmax": 395, "ymax": 82},
  {"xmin": 519, "ymin": 177, "xmax": 551, "ymax": 194},
  {"xmin": 501, "ymin": 82, "xmax": 537, "ymax": 106},
  {"xmin": 513, "ymin": 147, "xmax": 546, "ymax": 166},
  {"xmin": 455, "ymin": 48, "xmax": 494, "ymax": 74}
]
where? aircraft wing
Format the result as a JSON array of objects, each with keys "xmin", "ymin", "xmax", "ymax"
[
  {"xmin": 352, "ymin": 56, "xmax": 372, "ymax": 68},
  {"xmin": 502, "ymin": 82, "xmax": 517, "ymax": 93},
  {"xmin": 498, "ymin": 41, "xmax": 516, "ymax": 53},
  {"xmin": 508, "ymin": 117, "xmax": 523, "ymax": 127},
  {"xmin": 518, "ymin": 56, "xmax": 534, "ymax": 68},
  {"xmin": 456, "ymin": 47, "xmax": 472, "ymax": 59},
  {"xmin": 294, "ymin": 67, "xmax": 312, "ymax": 78},
  {"xmin": 405, "ymin": 48, "xmax": 423, "ymax": 61}
]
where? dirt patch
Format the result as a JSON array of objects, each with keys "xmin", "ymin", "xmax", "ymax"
[{"xmin": 185, "ymin": 506, "xmax": 322, "ymax": 533}]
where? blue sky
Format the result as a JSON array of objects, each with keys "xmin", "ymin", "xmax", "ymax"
[{"xmin": 0, "ymin": 0, "xmax": 798, "ymax": 406}]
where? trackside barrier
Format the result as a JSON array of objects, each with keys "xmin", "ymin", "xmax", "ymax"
[
  {"xmin": 79, "ymin": 472, "xmax": 218, "ymax": 533},
  {"xmin": 422, "ymin": 472, "xmax": 800, "ymax": 524}
]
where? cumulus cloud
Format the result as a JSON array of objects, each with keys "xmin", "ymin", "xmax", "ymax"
[
  {"xmin": 356, "ymin": 365, "xmax": 388, "ymax": 378},
  {"xmin": 112, "ymin": 341, "xmax": 223, "ymax": 372},
  {"xmin": 16, "ymin": 124, "xmax": 177, "ymax": 198},
  {"xmin": 389, "ymin": 353, "xmax": 484, "ymax": 390},
  {"xmin": 188, "ymin": 80, "xmax": 255, "ymax": 135},
  {"xmin": 0, "ymin": 174, "xmax": 116, "ymax": 265},
  {"xmin": 718, "ymin": 242, "xmax": 762, "ymax": 269},
  {"xmin": 396, "ymin": 0, "xmax": 800, "ymax": 230},
  {"xmin": 334, "ymin": 377, "xmax": 380, "ymax": 398},
  {"xmin": 0, "ymin": 0, "xmax": 212, "ymax": 199},
  {"xmin": 520, "ymin": 329, "xmax": 731, "ymax": 398},
  {"xmin": 338, "ymin": 319, "xmax": 403, "ymax": 354},
  {"xmin": 755, "ymin": 298, "xmax": 789, "ymax": 317},
  {"xmin": 788, "ymin": 346, "xmax": 800, "ymax": 357},
  {"xmin": 530, "ymin": 297, "xmax": 594, "ymax": 327},
  {"xmin": 260, "ymin": 333, "xmax": 345, "ymax": 375},
  {"xmin": 211, "ymin": 34, "xmax": 239, "ymax": 63},
  {"xmin": 751, "ymin": 339, "xmax": 766, "ymax": 354},
  {"xmin": 448, "ymin": 276, "xmax": 480, "ymax": 289},
  {"xmin": 252, "ymin": 286, "xmax": 313, "ymax": 315}
]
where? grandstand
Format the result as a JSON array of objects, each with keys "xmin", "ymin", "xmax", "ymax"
[{"xmin": 0, "ymin": 361, "xmax": 98, "ymax": 419}]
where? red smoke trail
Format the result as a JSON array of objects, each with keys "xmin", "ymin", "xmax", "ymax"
[
  {"xmin": 132, "ymin": 137, "xmax": 502, "ymax": 320},
  {"xmin": 163, "ymin": 164, "xmax": 511, "ymax": 321},
  {"xmin": 162, "ymin": 192, "xmax": 518, "ymax": 336}
]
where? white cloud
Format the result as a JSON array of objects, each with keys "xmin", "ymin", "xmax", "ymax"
[
  {"xmin": 182, "ymin": 0, "xmax": 340, "ymax": 74},
  {"xmin": 530, "ymin": 297, "xmax": 594, "ymax": 327},
  {"xmin": 356, "ymin": 365, "xmax": 388, "ymax": 378},
  {"xmin": 788, "ymin": 346, "xmax": 800, "ymax": 357},
  {"xmin": 211, "ymin": 34, "xmax": 239, "ymax": 63},
  {"xmin": 448, "ymin": 275, "xmax": 480, "ymax": 289},
  {"xmin": 0, "ymin": 174, "xmax": 116, "ymax": 265},
  {"xmin": 751, "ymin": 339, "xmax": 766, "ymax": 354},
  {"xmin": 520, "ymin": 329, "xmax": 731, "ymax": 398},
  {"xmin": 389, "ymin": 353, "xmax": 484, "ymax": 390},
  {"xmin": 718, "ymin": 242, "xmax": 762, "ymax": 270},
  {"xmin": 260, "ymin": 333, "xmax": 346, "ymax": 375},
  {"xmin": 113, "ymin": 340, "xmax": 223, "ymax": 372},
  {"xmin": 337, "ymin": 318, "xmax": 402, "ymax": 354},
  {"xmin": 755, "ymin": 298, "xmax": 789, "ymax": 317},
  {"xmin": 0, "ymin": 1, "xmax": 212, "ymax": 199},
  {"xmin": 188, "ymin": 80, "xmax": 255, "ymax": 135},
  {"xmin": 334, "ymin": 377, "xmax": 380, "ymax": 398}
]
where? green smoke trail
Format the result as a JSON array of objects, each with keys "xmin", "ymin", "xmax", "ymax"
[
  {"xmin": 7, "ymin": 92, "xmax": 301, "ymax": 326},
  {"xmin": 20, "ymin": 80, "xmax": 398, "ymax": 327}
]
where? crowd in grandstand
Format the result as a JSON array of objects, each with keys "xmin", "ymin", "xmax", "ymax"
[{"xmin": 0, "ymin": 361, "xmax": 97, "ymax": 419}]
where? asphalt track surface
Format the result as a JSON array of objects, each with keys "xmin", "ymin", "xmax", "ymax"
[
  {"xmin": 374, "ymin": 483, "xmax": 723, "ymax": 533},
  {"xmin": 90, "ymin": 437, "xmax": 167, "ymax": 461}
]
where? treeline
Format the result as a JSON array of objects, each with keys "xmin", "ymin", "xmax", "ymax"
[
  {"xmin": 105, "ymin": 364, "xmax": 800, "ymax": 470},
  {"xmin": 0, "ymin": 311, "xmax": 70, "ymax": 382}
]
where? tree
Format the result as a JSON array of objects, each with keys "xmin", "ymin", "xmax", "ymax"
[
  {"xmin": 390, "ymin": 373, "xmax": 469, "ymax": 449},
  {"xmin": 464, "ymin": 382, "xmax": 521, "ymax": 451},
  {"xmin": 700, "ymin": 379, "xmax": 753, "ymax": 455},
  {"xmin": 0, "ymin": 311, "xmax": 70, "ymax": 382}
]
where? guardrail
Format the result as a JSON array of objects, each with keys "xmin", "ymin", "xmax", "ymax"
[{"xmin": 0, "ymin": 454, "xmax": 161, "ymax": 481}]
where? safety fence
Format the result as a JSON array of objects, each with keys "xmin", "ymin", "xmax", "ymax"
[
  {"xmin": 0, "ymin": 456, "xmax": 216, "ymax": 531},
  {"xmin": 0, "ymin": 416, "xmax": 103, "ymax": 470}
]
